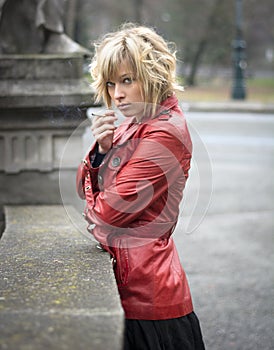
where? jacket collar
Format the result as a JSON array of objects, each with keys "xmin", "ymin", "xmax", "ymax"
[
  {"xmin": 158, "ymin": 94, "xmax": 179, "ymax": 114},
  {"xmin": 113, "ymin": 94, "xmax": 180, "ymax": 145}
]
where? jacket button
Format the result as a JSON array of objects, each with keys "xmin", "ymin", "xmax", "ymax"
[
  {"xmin": 112, "ymin": 156, "xmax": 121, "ymax": 167},
  {"xmin": 98, "ymin": 175, "xmax": 103, "ymax": 184}
]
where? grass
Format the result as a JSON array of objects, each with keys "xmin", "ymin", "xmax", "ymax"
[{"xmin": 178, "ymin": 77, "xmax": 274, "ymax": 104}]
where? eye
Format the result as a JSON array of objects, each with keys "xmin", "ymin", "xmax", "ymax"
[
  {"xmin": 123, "ymin": 77, "xmax": 133, "ymax": 84},
  {"xmin": 106, "ymin": 81, "xmax": 115, "ymax": 88}
]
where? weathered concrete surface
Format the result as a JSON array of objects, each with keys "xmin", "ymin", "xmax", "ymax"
[
  {"xmin": 0, "ymin": 205, "xmax": 124, "ymax": 350},
  {"xmin": 0, "ymin": 54, "xmax": 93, "ymax": 109},
  {"xmin": 0, "ymin": 54, "xmax": 98, "ymax": 207}
]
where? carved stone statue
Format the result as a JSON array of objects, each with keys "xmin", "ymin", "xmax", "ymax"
[{"xmin": 0, "ymin": 0, "xmax": 90, "ymax": 54}]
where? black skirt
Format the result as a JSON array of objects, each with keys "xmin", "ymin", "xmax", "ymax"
[{"xmin": 123, "ymin": 312, "xmax": 205, "ymax": 350}]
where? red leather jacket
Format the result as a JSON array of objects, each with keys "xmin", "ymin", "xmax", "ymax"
[{"xmin": 76, "ymin": 95, "xmax": 193, "ymax": 320}]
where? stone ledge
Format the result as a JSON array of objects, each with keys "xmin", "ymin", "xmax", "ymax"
[
  {"xmin": 0, "ymin": 54, "xmax": 95, "ymax": 109},
  {"xmin": 0, "ymin": 205, "xmax": 124, "ymax": 350},
  {"xmin": 0, "ymin": 54, "xmax": 86, "ymax": 80}
]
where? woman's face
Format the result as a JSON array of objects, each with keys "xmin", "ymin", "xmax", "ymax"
[{"xmin": 106, "ymin": 61, "xmax": 145, "ymax": 119}]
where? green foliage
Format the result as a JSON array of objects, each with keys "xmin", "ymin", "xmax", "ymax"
[{"xmin": 248, "ymin": 77, "xmax": 274, "ymax": 89}]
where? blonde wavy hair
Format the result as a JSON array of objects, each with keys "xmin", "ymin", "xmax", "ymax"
[{"xmin": 90, "ymin": 23, "xmax": 182, "ymax": 108}]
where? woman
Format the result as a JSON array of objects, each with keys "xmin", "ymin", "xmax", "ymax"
[{"xmin": 76, "ymin": 23, "xmax": 205, "ymax": 350}]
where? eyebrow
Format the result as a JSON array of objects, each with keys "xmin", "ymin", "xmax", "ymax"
[
  {"xmin": 107, "ymin": 73, "xmax": 134, "ymax": 82},
  {"xmin": 119, "ymin": 73, "xmax": 133, "ymax": 78}
]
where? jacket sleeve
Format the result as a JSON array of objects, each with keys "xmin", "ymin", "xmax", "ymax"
[
  {"xmin": 84, "ymin": 126, "xmax": 191, "ymax": 231},
  {"xmin": 76, "ymin": 142, "xmax": 101, "ymax": 200}
]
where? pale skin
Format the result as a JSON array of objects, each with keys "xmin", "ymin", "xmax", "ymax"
[{"xmin": 91, "ymin": 61, "xmax": 144, "ymax": 154}]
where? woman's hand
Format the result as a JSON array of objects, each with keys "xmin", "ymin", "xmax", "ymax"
[{"xmin": 91, "ymin": 110, "xmax": 118, "ymax": 154}]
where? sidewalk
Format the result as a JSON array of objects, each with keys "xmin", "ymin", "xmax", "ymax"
[
  {"xmin": 174, "ymin": 112, "xmax": 274, "ymax": 350},
  {"xmin": 182, "ymin": 100, "xmax": 274, "ymax": 113}
]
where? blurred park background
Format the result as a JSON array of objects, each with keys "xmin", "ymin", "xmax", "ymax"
[{"xmin": 65, "ymin": 0, "xmax": 274, "ymax": 103}]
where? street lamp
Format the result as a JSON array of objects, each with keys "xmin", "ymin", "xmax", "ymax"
[{"xmin": 231, "ymin": 0, "xmax": 247, "ymax": 99}]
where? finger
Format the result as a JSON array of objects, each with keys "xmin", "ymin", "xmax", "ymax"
[
  {"xmin": 91, "ymin": 110, "xmax": 115, "ymax": 118},
  {"xmin": 92, "ymin": 121, "xmax": 116, "ymax": 134},
  {"xmin": 94, "ymin": 129, "xmax": 115, "ymax": 144},
  {"xmin": 91, "ymin": 110, "xmax": 115, "ymax": 122},
  {"xmin": 91, "ymin": 117, "xmax": 117, "ymax": 132},
  {"xmin": 97, "ymin": 128, "xmax": 115, "ymax": 138},
  {"xmin": 92, "ymin": 125, "xmax": 117, "ymax": 142},
  {"xmin": 104, "ymin": 110, "xmax": 115, "ymax": 117},
  {"xmin": 91, "ymin": 115, "xmax": 117, "ymax": 129}
]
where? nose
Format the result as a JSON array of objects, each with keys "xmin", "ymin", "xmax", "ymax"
[{"xmin": 114, "ymin": 83, "xmax": 125, "ymax": 100}]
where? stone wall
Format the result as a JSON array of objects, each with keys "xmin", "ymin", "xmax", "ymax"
[
  {"xmin": 0, "ymin": 205, "xmax": 124, "ymax": 350},
  {"xmin": 0, "ymin": 54, "xmax": 98, "ymax": 206}
]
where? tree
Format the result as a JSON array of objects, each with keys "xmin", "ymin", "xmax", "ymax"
[
  {"xmin": 75, "ymin": 0, "xmax": 273, "ymax": 80},
  {"xmin": 179, "ymin": 0, "xmax": 233, "ymax": 85}
]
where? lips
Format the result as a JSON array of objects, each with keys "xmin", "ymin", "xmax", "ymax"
[{"xmin": 118, "ymin": 103, "xmax": 130, "ymax": 110}]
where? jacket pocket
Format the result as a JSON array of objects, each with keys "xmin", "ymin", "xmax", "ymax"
[
  {"xmin": 113, "ymin": 238, "xmax": 130, "ymax": 287},
  {"xmin": 171, "ymin": 248, "xmax": 183, "ymax": 278}
]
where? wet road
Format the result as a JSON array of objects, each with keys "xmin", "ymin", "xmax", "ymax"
[{"xmin": 174, "ymin": 112, "xmax": 274, "ymax": 350}]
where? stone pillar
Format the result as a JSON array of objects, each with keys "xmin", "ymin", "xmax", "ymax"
[{"xmin": 0, "ymin": 54, "xmax": 97, "ymax": 206}]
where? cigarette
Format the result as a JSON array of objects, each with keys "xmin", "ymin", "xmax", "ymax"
[{"xmin": 91, "ymin": 112, "xmax": 105, "ymax": 117}]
